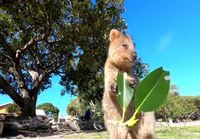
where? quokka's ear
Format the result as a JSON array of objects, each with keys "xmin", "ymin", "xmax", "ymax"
[{"xmin": 109, "ymin": 29, "xmax": 121, "ymax": 42}]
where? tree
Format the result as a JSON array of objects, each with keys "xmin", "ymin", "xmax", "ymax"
[
  {"xmin": 194, "ymin": 96, "xmax": 200, "ymax": 109},
  {"xmin": 192, "ymin": 96, "xmax": 200, "ymax": 120},
  {"xmin": 0, "ymin": 0, "xmax": 127, "ymax": 117},
  {"xmin": 66, "ymin": 98, "xmax": 86, "ymax": 116},
  {"xmin": 0, "ymin": 0, "xmax": 74, "ymax": 117},
  {"xmin": 67, "ymin": 98, "xmax": 104, "ymax": 122},
  {"xmin": 37, "ymin": 103, "xmax": 59, "ymax": 120},
  {"xmin": 181, "ymin": 96, "xmax": 199, "ymax": 118},
  {"xmin": 155, "ymin": 91, "xmax": 199, "ymax": 121},
  {"xmin": 155, "ymin": 93, "xmax": 180, "ymax": 121},
  {"xmin": 6, "ymin": 103, "xmax": 21, "ymax": 116},
  {"xmin": 60, "ymin": 0, "xmax": 127, "ymax": 105}
]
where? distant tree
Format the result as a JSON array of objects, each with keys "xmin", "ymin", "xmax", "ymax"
[
  {"xmin": 191, "ymin": 96, "xmax": 200, "ymax": 120},
  {"xmin": 155, "ymin": 90, "xmax": 199, "ymax": 121},
  {"xmin": 66, "ymin": 98, "xmax": 87, "ymax": 116},
  {"xmin": 66, "ymin": 99, "xmax": 78, "ymax": 115},
  {"xmin": 67, "ymin": 98, "xmax": 104, "ymax": 122},
  {"xmin": 194, "ymin": 96, "xmax": 200, "ymax": 109},
  {"xmin": 6, "ymin": 103, "xmax": 21, "ymax": 115},
  {"xmin": 0, "ymin": 0, "xmax": 127, "ymax": 117},
  {"xmin": 37, "ymin": 103, "xmax": 59, "ymax": 120}
]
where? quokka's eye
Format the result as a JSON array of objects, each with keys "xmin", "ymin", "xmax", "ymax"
[{"xmin": 122, "ymin": 43, "xmax": 129, "ymax": 48}]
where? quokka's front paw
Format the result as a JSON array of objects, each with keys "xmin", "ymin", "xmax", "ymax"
[
  {"xmin": 128, "ymin": 77, "xmax": 138, "ymax": 88},
  {"xmin": 110, "ymin": 83, "xmax": 118, "ymax": 94}
]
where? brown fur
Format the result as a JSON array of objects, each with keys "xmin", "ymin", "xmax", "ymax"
[{"xmin": 102, "ymin": 29, "xmax": 155, "ymax": 139}]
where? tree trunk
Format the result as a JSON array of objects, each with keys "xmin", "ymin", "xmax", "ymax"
[{"xmin": 20, "ymin": 88, "xmax": 36, "ymax": 117}]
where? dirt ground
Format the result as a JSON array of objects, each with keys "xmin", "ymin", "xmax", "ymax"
[{"xmin": 1, "ymin": 120, "xmax": 200, "ymax": 139}]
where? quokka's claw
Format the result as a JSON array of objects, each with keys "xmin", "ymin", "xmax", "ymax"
[
  {"xmin": 129, "ymin": 78, "xmax": 138, "ymax": 88},
  {"xmin": 111, "ymin": 83, "xmax": 118, "ymax": 94}
]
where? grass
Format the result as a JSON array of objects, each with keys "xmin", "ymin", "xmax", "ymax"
[
  {"xmin": 64, "ymin": 132, "xmax": 108, "ymax": 139},
  {"xmin": 64, "ymin": 126, "xmax": 200, "ymax": 139},
  {"xmin": 156, "ymin": 126, "xmax": 200, "ymax": 139}
]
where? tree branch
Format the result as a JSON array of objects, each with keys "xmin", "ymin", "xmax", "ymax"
[
  {"xmin": 27, "ymin": 47, "xmax": 41, "ymax": 68},
  {"xmin": 16, "ymin": 38, "xmax": 35, "ymax": 59},
  {"xmin": 0, "ymin": 54, "xmax": 14, "ymax": 73},
  {"xmin": 13, "ymin": 35, "xmax": 47, "ymax": 90},
  {"xmin": 0, "ymin": 35, "xmax": 28, "ymax": 90},
  {"xmin": 0, "ymin": 62, "xmax": 10, "ymax": 72},
  {"xmin": 0, "ymin": 52, "xmax": 13, "ymax": 61},
  {"xmin": 44, "ymin": 58, "xmax": 67, "ymax": 76},
  {"xmin": 16, "ymin": 34, "xmax": 45, "ymax": 59},
  {"xmin": 30, "ymin": 74, "xmax": 42, "ymax": 98},
  {"xmin": 0, "ymin": 75, "xmax": 23, "ymax": 106},
  {"xmin": 16, "ymin": 1, "xmax": 57, "ymax": 59},
  {"xmin": 27, "ymin": 69, "xmax": 40, "ymax": 87},
  {"xmin": 30, "ymin": 59, "xmax": 67, "ymax": 97},
  {"xmin": 12, "ymin": 61, "xmax": 28, "ymax": 91}
]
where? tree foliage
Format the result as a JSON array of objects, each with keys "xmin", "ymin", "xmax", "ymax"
[
  {"xmin": 37, "ymin": 103, "xmax": 59, "ymax": 120},
  {"xmin": 0, "ymin": 0, "xmax": 127, "ymax": 116},
  {"xmin": 60, "ymin": 0, "xmax": 127, "ymax": 105},
  {"xmin": 67, "ymin": 98, "xmax": 103, "ymax": 122},
  {"xmin": 66, "ymin": 98, "xmax": 87, "ymax": 116},
  {"xmin": 6, "ymin": 103, "xmax": 21, "ymax": 115},
  {"xmin": 155, "ymin": 85, "xmax": 199, "ymax": 121},
  {"xmin": 133, "ymin": 58, "xmax": 149, "ymax": 79},
  {"xmin": 194, "ymin": 96, "xmax": 200, "ymax": 109}
]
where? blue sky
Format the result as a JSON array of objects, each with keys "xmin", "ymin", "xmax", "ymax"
[
  {"xmin": 1, "ymin": 0, "xmax": 200, "ymax": 117},
  {"xmin": 123, "ymin": 0, "xmax": 200, "ymax": 96}
]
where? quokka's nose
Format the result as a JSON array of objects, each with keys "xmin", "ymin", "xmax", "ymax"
[{"xmin": 132, "ymin": 51, "xmax": 137, "ymax": 60}]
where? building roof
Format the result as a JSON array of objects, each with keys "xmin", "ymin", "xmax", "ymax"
[
  {"xmin": 36, "ymin": 109, "xmax": 46, "ymax": 116},
  {"xmin": 0, "ymin": 103, "xmax": 13, "ymax": 110}
]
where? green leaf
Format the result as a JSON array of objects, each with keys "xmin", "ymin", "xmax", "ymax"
[
  {"xmin": 125, "ymin": 67, "xmax": 170, "ymax": 127},
  {"xmin": 134, "ymin": 67, "xmax": 170, "ymax": 112},
  {"xmin": 117, "ymin": 72, "xmax": 134, "ymax": 122}
]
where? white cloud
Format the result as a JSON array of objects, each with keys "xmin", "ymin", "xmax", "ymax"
[{"xmin": 156, "ymin": 32, "xmax": 173, "ymax": 53}]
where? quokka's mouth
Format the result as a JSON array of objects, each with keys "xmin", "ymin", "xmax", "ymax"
[
  {"xmin": 124, "ymin": 53, "xmax": 137, "ymax": 62},
  {"xmin": 125, "ymin": 57, "xmax": 135, "ymax": 63},
  {"xmin": 132, "ymin": 51, "xmax": 137, "ymax": 61}
]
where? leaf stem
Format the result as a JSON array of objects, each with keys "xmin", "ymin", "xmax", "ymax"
[{"xmin": 122, "ymin": 107, "xmax": 126, "ymax": 122}]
